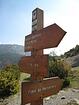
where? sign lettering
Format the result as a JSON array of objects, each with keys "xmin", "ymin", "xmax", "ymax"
[
  {"xmin": 22, "ymin": 77, "xmax": 62, "ymax": 105},
  {"xmin": 25, "ymin": 23, "xmax": 66, "ymax": 51},
  {"xmin": 19, "ymin": 55, "xmax": 48, "ymax": 77}
]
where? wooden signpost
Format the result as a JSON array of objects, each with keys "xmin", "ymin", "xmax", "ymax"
[
  {"xmin": 19, "ymin": 8, "xmax": 66, "ymax": 105},
  {"xmin": 25, "ymin": 23, "xmax": 66, "ymax": 51},
  {"xmin": 19, "ymin": 55, "xmax": 48, "ymax": 79},
  {"xmin": 22, "ymin": 77, "xmax": 62, "ymax": 105}
]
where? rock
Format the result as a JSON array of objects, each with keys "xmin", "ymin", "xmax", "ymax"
[
  {"xmin": 72, "ymin": 89, "xmax": 79, "ymax": 93},
  {"xmin": 61, "ymin": 96, "xmax": 66, "ymax": 99},
  {"xmin": 74, "ymin": 98, "xmax": 79, "ymax": 104}
]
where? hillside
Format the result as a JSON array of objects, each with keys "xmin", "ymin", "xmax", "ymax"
[
  {"xmin": 66, "ymin": 54, "xmax": 79, "ymax": 67},
  {"xmin": 64, "ymin": 45, "xmax": 79, "ymax": 58},
  {"xmin": 63, "ymin": 45, "xmax": 79, "ymax": 67},
  {"xmin": 0, "ymin": 44, "xmax": 24, "ymax": 68}
]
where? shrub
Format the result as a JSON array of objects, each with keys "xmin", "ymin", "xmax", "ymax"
[
  {"xmin": 48, "ymin": 56, "xmax": 71, "ymax": 79},
  {"xmin": 0, "ymin": 64, "xmax": 20, "ymax": 98},
  {"xmin": 62, "ymin": 78, "xmax": 70, "ymax": 88},
  {"xmin": 48, "ymin": 55, "xmax": 71, "ymax": 88}
]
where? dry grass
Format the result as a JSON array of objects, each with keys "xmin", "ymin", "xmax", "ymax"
[{"xmin": 68, "ymin": 66, "xmax": 79, "ymax": 88}]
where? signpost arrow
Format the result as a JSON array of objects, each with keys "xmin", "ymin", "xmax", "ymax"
[
  {"xmin": 21, "ymin": 77, "xmax": 62, "ymax": 105},
  {"xmin": 25, "ymin": 23, "xmax": 66, "ymax": 51},
  {"xmin": 19, "ymin": 55, "xmax": 48, "ymax": 78}
]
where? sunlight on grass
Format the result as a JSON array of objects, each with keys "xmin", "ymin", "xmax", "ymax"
[
  {"xmin": 70, "ymin": 80, "xmax": 79, "ymax": 88},
  {"xmin": 71, "ymin": 66, "xmax": 79, "ymax": 71},
  {"xmin": 20, "ymin": 72, "xmax": 30, "ymax": 82},
  {"xmin": 69, "ymin": 66, "xmax": 79, "ymax": 88}
]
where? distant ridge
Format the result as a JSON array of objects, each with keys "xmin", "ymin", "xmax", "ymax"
[
  {"xmin": 0, "ymin": 44, "xmax": 79, "ymax": 69},
  {"xmin": 0, "ymin": 44, "xmax": 24, "ymax": 69}
]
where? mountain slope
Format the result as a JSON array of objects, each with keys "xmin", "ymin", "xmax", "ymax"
[
  {"xmin": 66, "ymin": 54, "xmax": 79, "ymax": 67},
  {"xmin": 63, "ymin": 45, "xmax": 79, "ymax": 67},
  {"xmin": 64, "ymin": 45, "xmax": 79, "ymax": 58},
  {"xmin": 0, "ymin": 44, "xmax": 24, "ymax": 68}
]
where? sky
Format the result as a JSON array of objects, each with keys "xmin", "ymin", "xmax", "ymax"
[{"xmin": 0, "ymin": 0, "xmax": 79, "ymax": 55}]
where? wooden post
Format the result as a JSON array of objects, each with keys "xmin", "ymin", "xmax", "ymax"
[
  {"xmin": 31, "ymin": 49, "xmax": 43, "ymax": 105},
  {"xmin": 31, "ymin": 99, "xmax": 43, "ymax": 105}
]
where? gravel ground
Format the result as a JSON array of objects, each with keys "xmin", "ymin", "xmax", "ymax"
[
  {"xmin": 0, "ymin": 92, "xmax": 21, "ymax": 105},
  {"xmin": 44, "ymin": 88, "xmax": 79, "ymax": 105},
  {"xmin": 0, "ymin": 88, "xmax": 79, "ymax": 105}
]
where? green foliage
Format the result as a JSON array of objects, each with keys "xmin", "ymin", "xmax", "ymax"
[
  {"xmin": 68, "ymin": 67, "xmax": 79, "ymax": 88},
  {"xmin": 62, "ymin": 78, "xmax": 70, "ymax": 88},
  {"xmin": 0, "ymin": 64, "xmax": 20, "ymax": 98},
  {"xmin": 48, "ymin": 56, "xmax": 71, "ymax": 88},
  {"xmin": 48, "ymin": 56, "xmax": 71, "ymax": 79}
]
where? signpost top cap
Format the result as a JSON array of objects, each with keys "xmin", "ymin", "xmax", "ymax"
[{"xmin": 32, "ymin": 8, "xmax": 43, "ymax": 12}]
